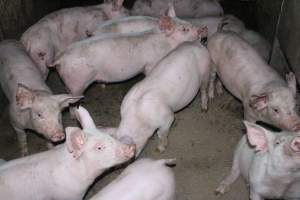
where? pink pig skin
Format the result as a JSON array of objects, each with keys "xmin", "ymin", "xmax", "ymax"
[
  {"xmin": 0, "ymin": 106, "xmax": 135, "ymax": 200},
  {"xmin": 0, "ymin": 40, "xmax": 82, "ymax": 156},
  {"xmin": 21, "ymin": 0, "xmax": 129, "ymax": 79}
]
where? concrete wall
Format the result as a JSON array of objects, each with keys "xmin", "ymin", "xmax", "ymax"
[
  {"xmin": 254, "ymin": 0, "xmax": 300, "ymax": 83},
  {"xmin": 277, "ymin": 0, "xmax": 300, "ymax": 83}
]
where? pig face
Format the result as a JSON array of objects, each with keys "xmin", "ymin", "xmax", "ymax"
[
  {"xmin": 67, "ymin": 106, "xmax": 136, "ymax": 169},
  {"xmin": 15, "ymin": 84, "xmax": 83, "ymax": 141},
  {"xmin": 102, "ymin": 0, "xmax": 129, "ymax": 19},
  {"xmin": 249, "ymin": 87, "xmax": 300, "ymax": 131},
  {"xmin": 66, "ymin": 127, "xmax": 135, "ymax": 169},
  {"xmin": 244, "ymin": 121, "xmax": 300, "ymax": 170}
]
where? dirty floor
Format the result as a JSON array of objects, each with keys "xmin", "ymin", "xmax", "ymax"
[{"xmin": 0, "ymin": 71, "xmax": 248, "ymax": 200}]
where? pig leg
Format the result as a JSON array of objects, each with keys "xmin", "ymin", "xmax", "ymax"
[
  {"xmin": 208, "ymin": 68, "xmax": 217, "ymax": 99},
  {"xmin": 250, "ymin": 191, "xmax": 263, "ymax": 200},
  {"xmin": 215, "ymin": 151, "xmax": 240, "ymax": 195},
  {"xmin": 200, "ymin": 80, "xmax": 209, "ymax": 111},
  {"xmin": 14, "ymin": 127, "xmax": 28, "ymax": 156},
  {"xmin": 216, "ymin": 78, "xmax": 224, "ymax": 96},
  {"xmin": 156, "ymin": 112, "xmax": 175, "ymax": 153}
]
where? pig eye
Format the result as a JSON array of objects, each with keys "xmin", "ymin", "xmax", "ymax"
[
  {"xmin": 96, "ymin": 144, "xmax": 105, "ymax": 151},
  {"xmin": 182, "ymin": 27, "xmax": 189, "ymax": 32},
  {"xmin": 37, "ymin": 113, "xmax": 43, "ymax": 118},
  {"xmin": 275, "ymin": 139, "xmax": 281, "ymax": 145},
  {"xmin": 272, "ymin": 108, "xmax": 279, "ymax": 113}
]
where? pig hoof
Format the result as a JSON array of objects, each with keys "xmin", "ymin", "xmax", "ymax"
[
  {"xmin": 156, "ymin": 145, "xmax": 166, "ymax": 153},
  {"xmin": 201, "ymin": 106, "xmax": 208, "ymax": 112},
  {"xmin": 215, "ymin": 184, "xmax": 227, "ymax": 196}
]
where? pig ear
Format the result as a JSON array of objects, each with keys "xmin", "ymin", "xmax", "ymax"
[
  {"xmin": 112, "ymin": 0, "xmax": 124, "ymax": 11},
  {"xmin": 290, "ymin": 137, "xmax": 300, "ymax": 152},
  {"xmin": 244, "ymin": 121, "xmax": 272, "ymax": 152},
  {"xmin": 249, "ymin": 93, "xmax": 268, "ymax": 111},
  {"xmin": 66, "ymin": 127, "xmax": 87, "ymax": 159},
  {"xmin": 159, "ymin": 16, "xmax": 175, "ymax": 35},
  {"xmin": 75, "ymin": 106, "xmax": 97, "ymax": 130},
  {"xmin": 286, "ymin": 72, "xmax": 297, "ymax": 96},
  {"xmin": 16, "ymin": 83, "xmax": 35, "ymax": 110},
  {"xmin": 166, "ymin": 1, "xmax": 176, "ymax": 18},
  {"xmin": 53, "ymin": 94, "xmax": 83, "ymax": 109}
]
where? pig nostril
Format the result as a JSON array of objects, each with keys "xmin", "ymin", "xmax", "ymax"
[{"xmin": 292, "ymin": 124, "xmax": 300, "ymax": 131}]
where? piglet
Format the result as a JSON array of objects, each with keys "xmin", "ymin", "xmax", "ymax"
[
  {"xmin": 0, "ymin": 106, "xmax": 135, "ymax": 200},
  {"xmin": 0, "ymin": 40, "xmax": 82, "ymax": 156},
  {"xmin": 51, "ymin": 12, "xmax": 207, "ymax": 96},
  {"xmin": 92, "ymin": 2, "xmax": 186, "ymax": 36},
  {"xmin": 108, "ymin": 41, "xmax": 211, "ymax": 156},
  {"xmin": 216, "ymin": 121, "xmax": 300, "ymax": 200},
  {"xmin": 90, "ymin": 158, "xmax": 176, "ymax": 200},
  {"xmin": 21, "ymin": 0, "xmax": 129, "ymax": 79},
  {"xmin": 131, "ymin": 0, "xmax": 223, "ymax": 18},
  {"xmin": 207, "ymin": 31, "xmax": 300, "ymax": 131}
]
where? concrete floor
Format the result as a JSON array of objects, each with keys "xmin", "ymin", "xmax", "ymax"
[{"xmin": 0, "ymin": 71, "xmax": 249, "ymax": 200}]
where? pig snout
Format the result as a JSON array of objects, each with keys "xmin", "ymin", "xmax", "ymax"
[
  {"xmin": 49, "ymin": 130, "xmax": 65, "ymax": 142},
  {"xmin": 285, "ymin": 117, "xmax": 300, "ymax": 132},
  {"xmin": 290, "ymin": 137, "xmax": 300, "ymax": 152},
  {"xmin": 122, "ymin": 144, "xmax": 136, "ymax": 159},
  {"xmin": 291, "ymin": 123, "xmax": 300, "ymax": 132},
  {"xmin": 197, "ymin": 26, "xmax": 208, "ymax": 38}
]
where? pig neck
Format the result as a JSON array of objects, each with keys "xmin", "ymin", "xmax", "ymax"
[
  {"xmin": 256, "ymin": 152, "xmax": 297, "ymax": 185},
  {"xmin": 249, "ymin": 76, "xmax": 287, "ymax": 97},
  {"xmin": 116, "ymin": 113, "xmax": 155, "ymax": 153},
  {"xmin": 53, "ymin": 145, "xmax": 104, "ymax": 195}
]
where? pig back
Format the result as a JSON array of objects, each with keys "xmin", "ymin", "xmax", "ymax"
[
  {"xmin": 90, "ymin": 158, "xmax": 175, "ymax": 200},
  {"xmin": 208, "ymin": 32, "xmax": 283, "ymax": 100},
  {"xmin": 93, "ymin": 16, "xmax": 158, "ymax": 36},
  {"xmin": 139, "ymin": 42, "xmax": 210, "ymax": 111},
  {"xmin": 0, "ymin": 40, "xmax": 50, "ymax": 101}
]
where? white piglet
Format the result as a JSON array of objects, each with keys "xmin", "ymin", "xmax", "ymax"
[
  {"xmin": 0, "ymin": 106, "xmax": 135, "ymax": 200},
  {"xmin": 21, "ymin": 0, "xmax": 129, "ymax": 78},
  {"xmin": 51, "ymin": 12, "xmax": 207, "ymax": 95},
  {"xmin": 0, "ymin": 40, "xmax": 82, "ymax": 156},
  {"xmin": 208, "ymin": 31, "xmax": 300, "ymax": 131},
  {"xmin": 90, "ymin": 158, "xmax": 176, "ymax": 200},
  {"xmin": 216, "ymin": 121, "xmax": 300, "ymax": 200},
  {"xmin": 110, "ymin": 41, "xmax": 211, "ymax": 155}
]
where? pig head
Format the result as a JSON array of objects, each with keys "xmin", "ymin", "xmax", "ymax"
[
  {"xmin": 246, "ymin": 73, "xmax": 300, "ymax": 132},
  {"xmin": 14, "ymin": 83, "xmax": 83, "ymax": 141}
]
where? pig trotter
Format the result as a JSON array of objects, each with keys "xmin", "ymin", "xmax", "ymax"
[
  {"xmin": 208, "ymin": 70, "xmax": 217, "ymax": 100},
  {"xmin": 157, "ymin": 135, "xmax": 168, "ymax": 153},
  {"xmin": 201, "ymin": 89, "xmax": 208, "ymax": 111},
  {"xmin": 216, "ymin": 79, "xmax": 223, "ymax": 96},
  {"xmin": 215, "ymin": 154, "xmax": 240, "ymax": 195},
  {"xmin": 156, "ymin": 113, "xmax": 174, "ymax": 153}
]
